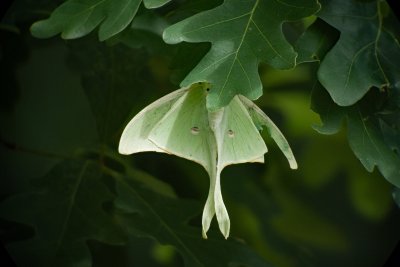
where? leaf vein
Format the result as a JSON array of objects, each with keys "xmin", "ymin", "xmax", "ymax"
[
  {"xmin": 218, "ymin": 0, "xmax": 260, "ymax": 100},
  {"xmin": 343, "ymin": 41, "xmax": 374, "ymax": 92},
  {"xmin": 198, "ymin": 51, "xmax": 236, "ymax": 74},
  {"xmin": 182, "ymin": 12, "xmax": 251, "ymax": 36},
  {"xmin": 237, "ymin": 57, "xmax": 252, "ymax": 91},
  {"xmin": 250, "ymin": 18, "xmax": 291, "ymax": 65}
]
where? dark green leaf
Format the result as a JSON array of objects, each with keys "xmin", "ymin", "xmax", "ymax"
[
  {"xmin": 317, "ymin": 0, "xmax": 400, "ymax": 106},
  {"xmin": 347, "ymin": 108, "xmax": 400, "ymax": 188},
  {"xmin": 300, "ymin": 2, "xmax": 400, "ymax": 189},
  {"xmin": 312, "ymin": 84, "xmax": 400, "ymax": 188},
  {"xmin": 295, "ymin": 18, "xmax": 339, "ymax": 64},
  {"xmin": 107, "ymin": 12, "xmax": 170, "ymax": 54},
  {"xmin": 163, "ymin": 0, "xmax": 320, "ymax": 110},
  {"xmin": 311, "ymin": 82, "xmax": 346, "ymax": 135},
  {"xmin": 143, "ymin": 0, "xmax": 170, "ymax": 9},
  {"xmin": 0, "ymin": 160, "xmax": 125, "ymax": 267},
  {"xmin": 30, "ymin": 0, "xmax": 171, "ymax": 41},
  {"xmin": 114, "ymin": 174, "xmax": 273, "ymax": 267},
  {"xmin": 380, "ymin": 116, "xmax": 400, "ymax": 154}
]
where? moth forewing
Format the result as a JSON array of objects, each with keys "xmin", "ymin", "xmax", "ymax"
[
  {"xmin": 118, "ymin": 86, "xmax": 189, "ymax": 155},
  {"xmin": 148, "ymin": 83, "xmax": 216, "ymax": 175}
]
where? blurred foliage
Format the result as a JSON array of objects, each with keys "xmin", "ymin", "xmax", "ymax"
[{"xmin": 1, "ymin": 0, "xmax": 400, "ymax": 267}]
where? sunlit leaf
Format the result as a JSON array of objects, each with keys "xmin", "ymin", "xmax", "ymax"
[{"xmin": 163, "ymin": 0, "xmax": 320, "ymax": 110}]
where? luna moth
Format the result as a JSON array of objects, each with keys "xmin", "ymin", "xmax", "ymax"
[{"xmin": 119, "ymin": 82, "xmax": 297, "ymax": 239}]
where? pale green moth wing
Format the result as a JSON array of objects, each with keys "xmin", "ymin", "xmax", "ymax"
[
  {"xmin": 118, "ymin": 86, "xmax": 189, "ymax": 155},
  {"xmin": 202, "ymin": 96, "xmax": 269, "ymax": 239},
  {"xmin": 238, "ymin": 95, "xmax": 298, "ymax": 169},
  {"xmin": 148, "ymin": 83, "xmax": 216, "ymax": 173},
  {"xmin": 147, "ymin": 84, "xmax": 227, "ymax": 239},
  {"xmin": 217, "ymin": 96, "xmax": 268, "ymax": 168},
  {"xmin": 119, "ymin": 82, "xmax": 296, "ymax": 240}
]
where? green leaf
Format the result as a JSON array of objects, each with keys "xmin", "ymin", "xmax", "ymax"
[
  {"xmin": 107, "ymin": 12, "xmax": 170, "ymax": 54},
  {"xmin": 295, "ymin": 18, "xmax": 339, "ymax": 64},
  {"xmin": 30, "ymin": 0, "xmax": 171, "ymax": 41},
  {"xmin": 143, "ymin": 0, "xmax": 170, "ymax": 9},
  {"xmin": 380, "ymin": 116, "xmax": 400, "ymax": 155},
  {"xmin": 299, "ymin": 6, "xmax": 400, "ymax": 190},
  {"xmin": 312, "ymin": 84, "xmax": 400, "ymax": 188},
  {"xmin": 317, "ymin": 0, "xmax": 400, "ymax": 106},
  {"xmin": 347, "ymin": 108, "xmax": 400, "ymax": 188},
  {"xmin": 311, "ymin": 85, "xmax": 345, "ymax": 135},
  {"xmin": 0, "ymin": 160, "xmax": 125, "ymax": 267},
  {"xmin": 163, "ymin": 0, "xmax": 320, "ymax": 110},
  {"xmin": 114, "ymin": 174, "xmax": 274, "ymax": 267}
]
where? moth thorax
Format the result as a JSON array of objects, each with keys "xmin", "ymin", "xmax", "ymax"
[{"xmin": 208, "ymin": 108, "xmax": 224, "ymax": 132}]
